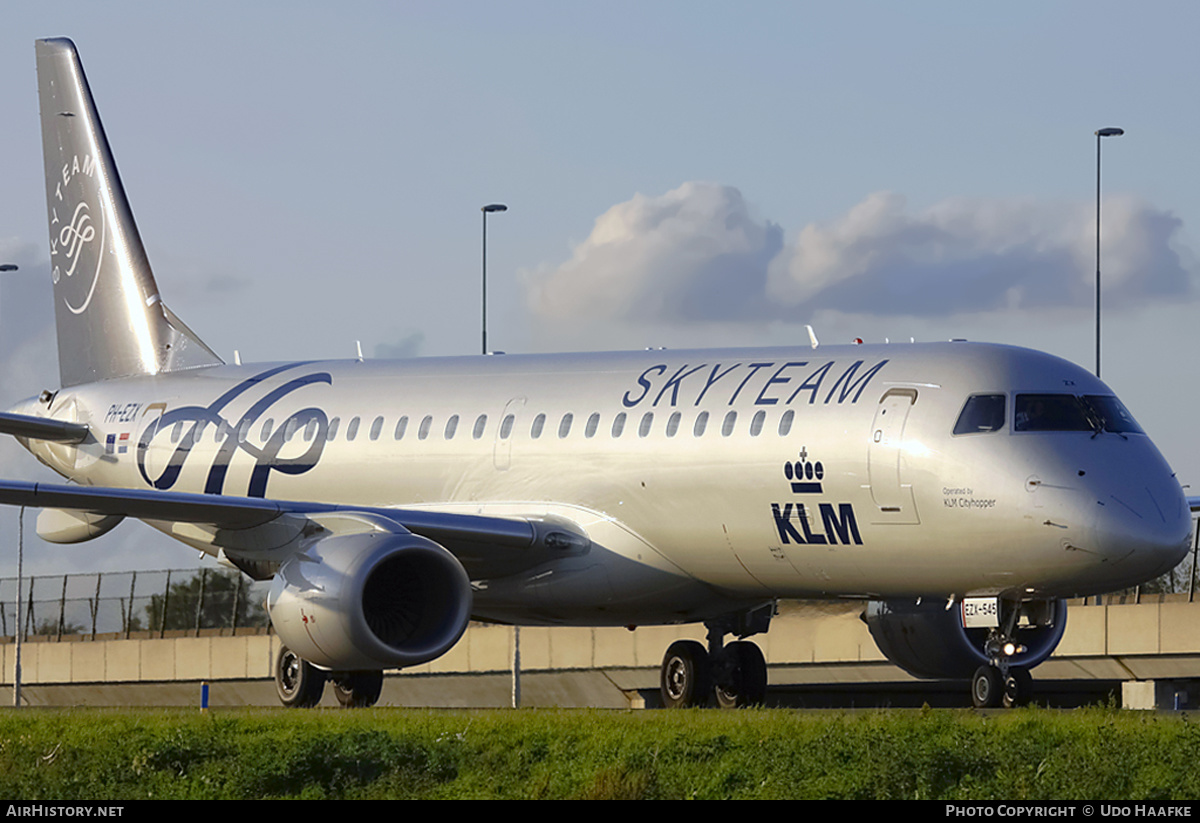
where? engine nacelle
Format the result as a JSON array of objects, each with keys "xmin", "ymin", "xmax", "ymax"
[
  {"xmin": 864, "ymin": 598, "xmax": 1067, "ymax": 679},
  {"xmin": 267, "ymin": 529, "xmax": 472, "ymax": 671}
]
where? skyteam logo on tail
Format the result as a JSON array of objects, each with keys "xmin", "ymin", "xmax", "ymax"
[
  {"xmin": 770, "ymin": 446, "xmax": 863, "ymax": 546},
  {"xmin": 136, "ymin": 363, "xmax": 332, "ymax": 498},
  {"xmin": 49, "ymin": 152, "xmax": 104, "ymax": 315}
]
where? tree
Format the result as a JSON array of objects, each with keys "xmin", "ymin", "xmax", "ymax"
[{"xmin": 144, "ymin": 570, "xmax": 267, "ymax": 632}]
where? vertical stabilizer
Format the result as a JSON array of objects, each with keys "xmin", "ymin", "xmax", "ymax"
[{"xmin": 36, "ymin": 38, "xmax": 222, "ymax": 387}]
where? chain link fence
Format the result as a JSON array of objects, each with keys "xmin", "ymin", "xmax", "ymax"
[{"xmin": 0, "ymin": 568, "xmax": 271, "ymax": 640}]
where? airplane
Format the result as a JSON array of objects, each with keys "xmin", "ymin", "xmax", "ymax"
[{"xmin": 0, "ymin": 37, "xmax": 1192, "ymax": 710}]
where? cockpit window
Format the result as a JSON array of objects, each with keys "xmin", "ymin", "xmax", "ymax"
[
  {"xmin": 1081, "ymin": 395, "xmax": 1144, "ymax": 434},
  {"xmin": 1015, "ymin": 395, "xmax": 1091, "ymax": 432},
  {"xmin": 953, "ymin": 394, "xmax": 1006, "ymax": 435},
  {"xmin": 1014, "ymin": 394, "xmax": 1144, "ymax": 434}
]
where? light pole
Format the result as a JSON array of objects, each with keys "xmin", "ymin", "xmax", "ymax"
[
  {"xmin": 2, "ymin": 266, "xmax": 18, "ymax": 705},
  {"xmin": 481, "ymin": 204, "xmax": 507, "ymax": 355},
  {"xmin": 14, "ymin": 508, "xmax": 23, "ymax": 707},
  {"xmin": 1094, "ymin": 127, "xmax": 1124, "ymax": 379},
  {"xmin": 480, "ymin": 203, "xmax": 518, "ymax": 703}
]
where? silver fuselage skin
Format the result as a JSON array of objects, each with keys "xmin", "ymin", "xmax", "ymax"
[{"xmin": 16, "ymin": 341, "xmax": 1190, "ymax": 626}]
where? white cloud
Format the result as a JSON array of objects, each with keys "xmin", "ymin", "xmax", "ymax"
[
  {"xmin": 524, "ymin": 185, "xmax": 1194, "ymax": 336},
  {"xmin": 525, "ymin": 181, "xmax": 783, "ymax": 325}
]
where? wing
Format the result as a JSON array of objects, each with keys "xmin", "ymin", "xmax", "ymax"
[
  {"xmin": 0, "ymin": 411, "xmax": 89, "ymax": 443},
  {"xmin": 0, "ymin": 479, "xmax": 588, "ymax": 580}
]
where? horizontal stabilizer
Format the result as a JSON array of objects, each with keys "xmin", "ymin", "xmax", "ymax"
[{"xmin": 0, "ymin": 411, "xmax": 89, "ymax": 443}]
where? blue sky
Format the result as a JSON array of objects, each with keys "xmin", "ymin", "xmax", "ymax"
[{"xmin": 2, "ymin": 2, "xmax": 1200, "ymax": 574}]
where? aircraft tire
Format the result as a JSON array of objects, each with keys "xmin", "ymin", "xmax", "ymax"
[
  {"xmin": 714, "ymin": 640, "xmax": 768, "ymax": 709},
  {"xmin": 660, "ymin": 640, "xmax": 711, "ymax": 708},
  {"xmin": 275, "ymin": 645, "xmax": 327, "ymax": 708},
  {"xmin": 332, "ymin": 671, "xmax": 385, "ymax": 708},
  {"xmin": 971, "ymin": 665, "xmax": 1003, "ymax": 709},
  {"xmin": 1002, "ymin": 668, "xmax": 1033, "ymax": 708}
]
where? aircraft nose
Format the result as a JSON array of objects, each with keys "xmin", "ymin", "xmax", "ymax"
[{"xmin": 1089, "ymin": 471, "xmax": 1191, "ymax": 584}]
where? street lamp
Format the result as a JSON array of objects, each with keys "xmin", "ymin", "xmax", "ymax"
[
  {"xmin": 0, "ymin": 265, "xmax": 19, "ymax": 703},
  {"xmin": 1094, "ymin": 127, "xmax": 1124, "ymax": 379},
  {"xmin": 481, "ymin": 204, "xmax": 508, "ymax": 355}
]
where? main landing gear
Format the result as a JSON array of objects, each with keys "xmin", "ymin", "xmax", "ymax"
[
  {"xmin": 970, "ymin": 606, "xmax": 1034, "ymax": 709},
  {"xmin": 660, "ymin": 606, "xmax": 773, "ymax": 709},
  {"xmin": 274, "ymin": 645, "xmax": 385, "ymax": 708}
]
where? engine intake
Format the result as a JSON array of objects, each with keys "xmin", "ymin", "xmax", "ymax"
[
  {"xmin": 267, "ymin": 528, "xmax": 472, "ymax": 671},
  {"xmin": 864, "ymin": 598, "xmax": 1067, "ymax": 680}
]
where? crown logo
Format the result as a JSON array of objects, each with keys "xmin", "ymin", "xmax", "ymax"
[{"xmin": 783, "ymin": 446, "xmax": 823, "ymax": 494}]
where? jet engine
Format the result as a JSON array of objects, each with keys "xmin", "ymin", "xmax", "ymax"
[
  {"xmin": 863, "ymin": 598, "xmax": 1067, "ymax": 680},
  {"xmin": 267, "ymin": 527, "xmax": 472, "ymax": 671}
]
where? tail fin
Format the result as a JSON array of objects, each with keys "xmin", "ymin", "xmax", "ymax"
[{"xmin": 35, "ymin": 38, "xmax": 222, "ymax": 387}]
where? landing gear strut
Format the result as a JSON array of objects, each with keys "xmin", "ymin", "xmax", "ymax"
[{"xmin": 659, "ymin": 605, "xmax": 773, "ymax": 709}]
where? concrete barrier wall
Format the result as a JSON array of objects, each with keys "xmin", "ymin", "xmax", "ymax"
[{"xmin": 4, "ymin": 598, "xmax": 1200, "ymax": 687}]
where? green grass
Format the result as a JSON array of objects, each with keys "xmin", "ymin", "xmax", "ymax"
[{"xmin": 1, "ymin": 706, "xmax": 1199, "ymax": 799}]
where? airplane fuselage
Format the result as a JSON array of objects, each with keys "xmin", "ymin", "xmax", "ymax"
[{"xmin": 18, "ymin": 340, "xmax": 1189, "ymax": 626}]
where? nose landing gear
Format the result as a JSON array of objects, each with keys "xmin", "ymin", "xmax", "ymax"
[{"xmin": 971, "ymin": 608, "xmax": 1034, "ymax": 708}]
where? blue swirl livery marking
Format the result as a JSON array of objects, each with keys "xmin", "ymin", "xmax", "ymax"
[{"xmin": 136, "ymin": 363, "xmax": 332, "ymax": 498}]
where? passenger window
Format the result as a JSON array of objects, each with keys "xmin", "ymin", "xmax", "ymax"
[
  {"xmin": 778, "ymin": 409, "xmax": 794, "ymax": 436},
  {"xmin": 612, "ymin": 412, "xmax": 626, "ymax": 438},
  {"xmin": 346, "ymin": 416, "xmax": 360, "ymax": 441},
  {"xmin": 260, "ymin": 419, "xmax": 273, "ymax": 442},
  {"xmin": 238, "ymin": 418, "xmax": 252, "ymax": 443},
  {"xmin": 531, "ymin": 413, "xmax": 546, "ymax": 439},
  {"xmin": 445, "ymin": 415, "xmax": 459, "ymax": 439},
  {"xmin": 418, "ymin": 415, "xmax": 432, "ymax": 440},
  {"xmin": 722, "ymin": 410, "xmax": 737, "ymax": 437},
  {"xmin": 750, "ymin": 410, "xmax": 765, "ymax": 436},
  {"xmin": 585, "ymin": 413, "xmax": 600, "ymax": 438},
  {"xmin": 370, "ymin": 416, "xmax": 384, "ymax": 441},
  {"xmin": 327, "ymin": 417, "xmax": 340, "ymax": 441},
  {"xmin": 500, "ymin": 414, "xmax": 514, "ymax": 439},
  {"xmin": 171, "ymin": 420, "xmax": 183, "ymax": 443},
  {"xmin": 394, "ymin": 416, "xmax": 408, "ymax": 440},
  {"xmin": 284, "ymin": 418, "xmax": 299, "ymax": 441},
  {"xmin": 305, "ymin": 418, "xmax": 319, "ymax": 441},
  {"xmin": 666, "ymin": 411, "xmax": 681, "ymax": 437},
  {"xmin": 693, "ymin": 411, "xmax": 709, "ymax": 437},
  {"xmin": 558, "ymin": 413, "xmax": 573, "ymax": 438},
  {"xmin": 954, "ymin": 395, "xmax": 1006, "ymax": 435},
  {"xmin": 638, "ymin": 412, "xmax": 654, "ymax": 437},
  {"xmin": 473, "ymin": 414, "xmax": 487, "ymax": 439}
]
